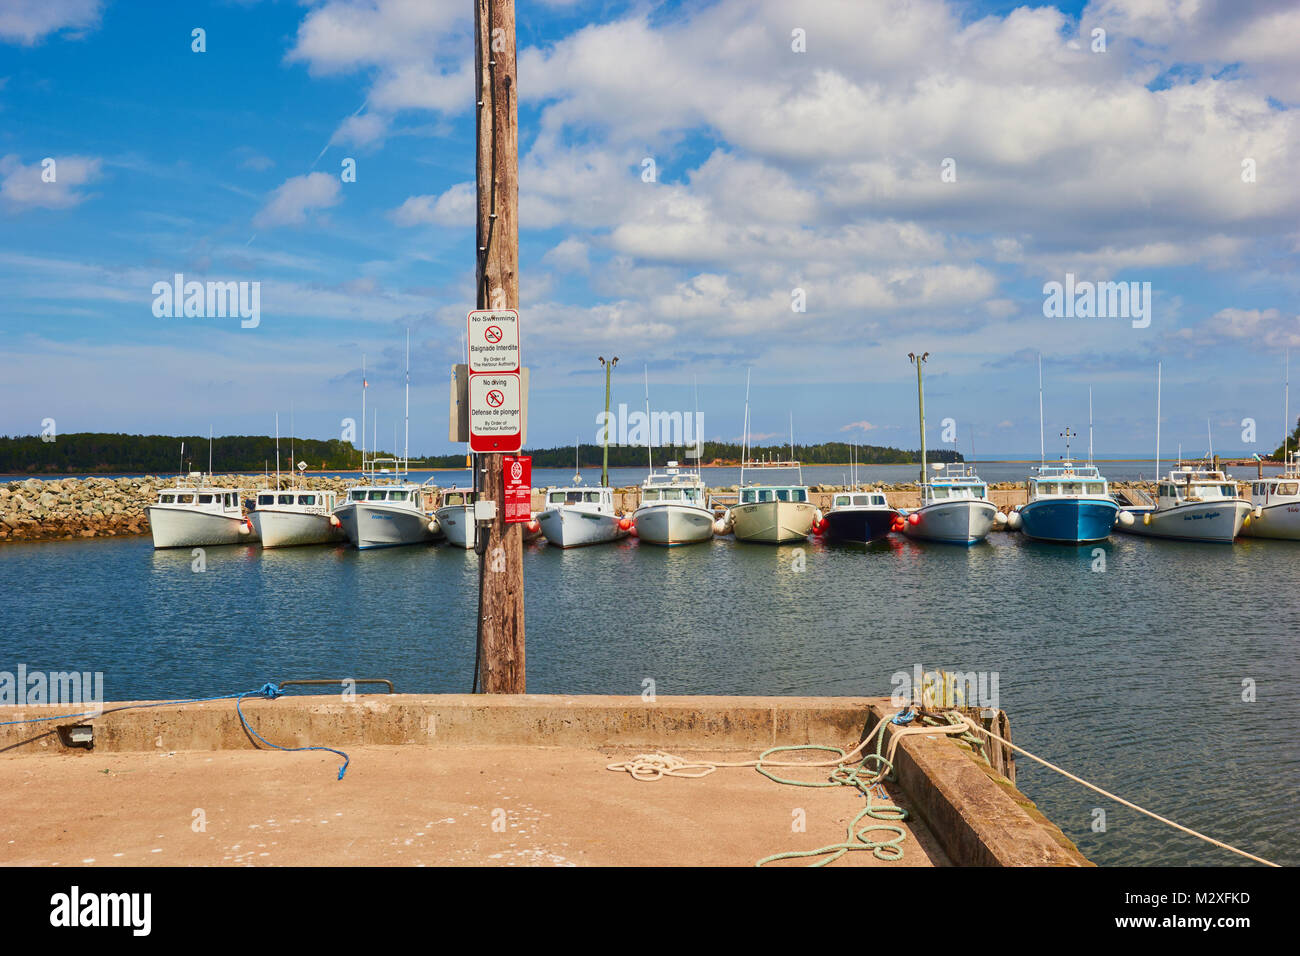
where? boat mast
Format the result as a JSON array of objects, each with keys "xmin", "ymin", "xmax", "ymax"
[
  {"xmin": 1088, "ymin": 387, "xmax": 1094, "ymax": 466},
  {"xmin": 741, "ymin": 368, "xmax": 752, "ymax": 486},
  {"xmin": 1285, "ymin": 349, "xmax": 1290, "ymax": 464},
  {"xmin": 361, "ymin": 354, "xmax": 367, "ymax": 472},
  {"xmin": 1155, "ymin": 362, "xmax": 1161, "ymax": 481},
  {"xmin": 290, "ymin": 402, "xmax": 295, "ymax": 487},
  {"xmin": 208, "ymin": 426, "xmax": 213, "ymax": 479},
  {"xmin": 1038, "ymin": 353, "xmax": 1045, "ymax": 470},
  {"xmin": 404, "ymin": 328, "xmax": 410, "ymax": 470},
  {"xmin": 275, "ymin": 413, "xmax": 280, "ymax": 490},
  {"xmin": 909, "ymin": 352, "xmax": 928, "ymax": 483},
  {"xmin": 599, "ymin": 356, "xmax": 617, "ymax": 487},
  {"xmin": 642, "ymin": 364, "xmax": 653, "ymax": 472}
]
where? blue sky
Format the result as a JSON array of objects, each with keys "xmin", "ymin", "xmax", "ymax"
[{"xmin": 1, "ymin": 0, "xmax": 1297, "ymax": 458}]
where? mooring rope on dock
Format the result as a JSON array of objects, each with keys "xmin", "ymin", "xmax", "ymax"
[
  {"xmin": 1, "ymin": 682, "xmax": 351, "ymax": 781},
  {"xmin": 951, "ymin": 714, "xmax": 1280, "ymax": 868},
  {"xmin": 607, "ymin": 707, "xmax": 972, "ymax": 866}
]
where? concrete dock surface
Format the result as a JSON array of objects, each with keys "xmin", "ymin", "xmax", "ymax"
[
  {"xmin": 0, "ymin": 745, "xmax": 949, "ymax": 867},
  {"xmin": 0, "ymin": 694, "xmax": 1089, "ymax": 867}
]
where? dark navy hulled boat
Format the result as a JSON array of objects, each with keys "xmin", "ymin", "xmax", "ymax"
[
  {"xmin": 1015, "ymin": 461, "xmax": 1119, "ymax": 544},
  {"xmin": 824, "ymin": 490, "xmax": 898, "ymax": 543}
]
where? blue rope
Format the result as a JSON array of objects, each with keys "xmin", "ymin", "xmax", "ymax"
[
  {"xmin": 890, "ymin": 707, "xmax": 916, "ymax": 725},
  {"xmin": 2, "ymin": 681, "xmax": 350, "ymax": 781},
  {"xmin": 236, "ymin": 684, "xmax": 350, "ymax": 781}
]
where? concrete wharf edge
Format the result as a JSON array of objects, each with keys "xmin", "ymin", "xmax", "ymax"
[{"xmin": 0, "ymin": 693, "xmax": 1089, "ymax": 867}]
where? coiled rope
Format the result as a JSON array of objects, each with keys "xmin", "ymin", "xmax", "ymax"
[
  {"xmin": 1, "ymin": 681, "xmax": 350, "ymax": 781},
  {"xmin": 608, "ymin": 707, "xmax": 973, "ymax": 866}
]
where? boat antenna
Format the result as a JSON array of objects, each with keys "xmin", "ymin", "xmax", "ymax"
[
  {"xmin": 1207, "ymin": 417, "xmax": 1213, "ymax": 463},
  {"xmin": 909, "ymin": 352, "xmax": 928, "ymax": 484},
  {"xmin": 573, "ymin": 434, "xmax": 580, "ymax": 484},
  {"xmin": 643, "ymin": 363, "xmax": 653, "ymax": 473},
  {"xmin": 208, "ymin": 425, "xmax": 213, "ymax": 479},
  {"xmin": 598, "ymin": 356, "xmax": 618, "ymax": 487},
  {"xmin": 178, "ymin": 441, "xmax": 184, "ymax": 480},
  {"xmin": 1037, "ymin": 352, "xmax": 1045, "ymax": 470},
  {"xmin": 275, "ymin": 413, "xmax": 280, "ymax": 490},
  {"xmin": 290, "ymin": 402, "xmax": 295, "ymax": 487},
  {"xmin": 1155, "ymin": 361, "xmax": 1162, "ymax": 481},
  {"xmin": 693, "ymin": 373, "xmax": 702, "ymax": 471},
  {"xmin": 1060, "ymin": 426, "xmax": 1072, "ymax": 462}
]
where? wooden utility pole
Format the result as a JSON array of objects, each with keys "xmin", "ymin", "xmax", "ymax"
[{"xmin": 474, "ymin": 0, "xmax": 524, "ymax": 693}]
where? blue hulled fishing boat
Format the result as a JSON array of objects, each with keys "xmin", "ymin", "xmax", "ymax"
[{"xmin": 1016, "ymin": 460, "xmax": 1119, "ymax": 543}]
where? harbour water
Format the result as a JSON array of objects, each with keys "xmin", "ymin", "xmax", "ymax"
[{"xmin": 2, "ymin": 525, "xmax": 1296, "ymax": 867}]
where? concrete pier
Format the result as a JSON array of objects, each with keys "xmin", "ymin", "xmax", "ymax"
[{"xmin": 0, "ymin": 694, "xmax": 1089, "ymax": 867}]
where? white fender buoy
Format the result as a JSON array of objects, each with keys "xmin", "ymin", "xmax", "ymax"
[
  {"xmin": 993, "ymin": 511, "xmax": 1008, "ymax": 527},
  {"xmin": 1006, "ymin": 511, "xmax": 1022, "ymax": 531},
  {"xmin": 712, "ymin": 519, "xmax": 727, "ymax": 534},
  {"xmin": 329, "ymin": 514, "xmax": 341, "ymax": 528},
  {"xmin": 427, "ymin": 516, "xmax": 441, "ymax": 534},
  {"xmin": 239, "ymin": 519, "xmax": 252, "ymax": 535},
  {"xmin": 1118, "ymin": 510, "xmax": 1134, "ymax": 527}
]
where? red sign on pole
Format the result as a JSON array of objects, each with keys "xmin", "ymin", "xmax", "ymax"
[{"xmin": 503, "ymin": 455, "xmax": 531, "ymax": 524}]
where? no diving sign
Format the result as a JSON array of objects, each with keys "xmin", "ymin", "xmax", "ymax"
[
  {"xmin": 468, "ymin": 309, "xmax": 520, "ymax": 374},
  {"xmin": 469, "ymin": 373, "xmax": 521, "ymax": 452}
]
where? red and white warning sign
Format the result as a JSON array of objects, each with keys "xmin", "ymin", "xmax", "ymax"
[
  {"xmin": 467, "ymin": 309, "xmax": 520, "ymax": 374},
  {"xmin": 503, "ymin": 455, "xmax": 531, "ymax": 524},
  {"xmin": 469, "ymin": 372, "xmax": 521, "ymax": 453}
]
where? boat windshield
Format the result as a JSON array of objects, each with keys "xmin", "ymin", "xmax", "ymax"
[
  {"xmin": 367, "ymin": 490, "xmax": 387, "ymax": 501},
  {"xmin": 833, "ymin": 495, "xmax": 850, "ymax": 507},
  {"xmin": 389, "ymin": 490, "xmax": 409, "ymax": 502},
  {"xmin": 297, "ymin": 494, "xmax": 316, "ymax": 505}
]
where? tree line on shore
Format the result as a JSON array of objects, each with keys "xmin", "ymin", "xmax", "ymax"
[{"xmin": 0, "ymin": 433, "xmax": 960, "ymax": 474}]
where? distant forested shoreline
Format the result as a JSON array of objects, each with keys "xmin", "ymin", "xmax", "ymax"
[{"xmin": 0, "ymin": 433, "xmax": 960, "ymax": 474}]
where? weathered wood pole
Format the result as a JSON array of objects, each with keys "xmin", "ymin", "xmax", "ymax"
[{"xmin": 474, "ymin": 0, "xmax": 524, "ymax": 693}]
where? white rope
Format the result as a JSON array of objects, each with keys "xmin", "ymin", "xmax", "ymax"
[{"xmin": 954, "ymin": 714, "xmax": 1280, "ymax": 868}]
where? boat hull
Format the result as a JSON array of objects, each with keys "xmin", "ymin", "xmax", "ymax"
[
  {"xmin": 901, "ymin": 500, "xmax": 997, "ymax": 544},
  {"xmin": 335, "ymin": 502, "xmax": 435, "ymax": 550},
  {"xmin": 1018, "ymin": 498, "xmax": 1119, "ymax": 544},
  {"xmin": 249, "ymin": 509, "xmax": 343, "ymax": 548},
  {"xmin": 147, "ymin": 507, "xmax": 253, "ymax": 549},
  {"xmin": 633, "ymin": 504, "xmax": 714, "ymax": 546},
  {"xmin": 730, "ymin": 500, "xmax": 818, "ymax": 544},
  {"xmin": 436, "ymin": 505, "xmax": 477, "ymax": 549},
  {"xmin": 538, "ymin": 507, "xmax": 627, "ymax": 548},
  {"xmin": 824, "ymin": 508, "xmax": 898, "ymax": 543},
  {"xmin": 1241, "ymin": 502, "xmax": 1300, "ymax": 540},
  {"xmin": 1118, "ymin": 500, "xmax": 1249, "ymax": 543}
]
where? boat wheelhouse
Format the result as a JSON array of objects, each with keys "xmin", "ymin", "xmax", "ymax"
[
  {"xmin": 147, "ymin": 477, "xmax": 255, "ymax": 549},
  {"xmin": 901, "ymin": 462, "xmax": 998, "ymax": 545},
  {"xmin": 1016, "ymin": 461, "xmax": 1119, "ymax": 544}
]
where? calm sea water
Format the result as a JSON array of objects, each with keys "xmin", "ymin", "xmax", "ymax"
[{"xmin": 2, "ymin": 529, "xmax": 1296, "ymax": 867}]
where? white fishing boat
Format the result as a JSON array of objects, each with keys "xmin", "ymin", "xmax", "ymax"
[
  {"xmin": 901, "ymin": 462, "xmax": 999, "ymax": 544},
  {"xmin": 730, "ymin": 464, "xmax": 819, "ymax": 544},
  {"xmin": 334, "ymin": 460, "xmax": 440, "ymax": 550},
  {"xmin": 727, "ymin": 376, "xmax": 818, "ymax": 544},
  {"xmin": 898, "ymin": 353, "xmax": 997, "ymax": 544},
  {"xmin": 1119, "ymin": 465, "xmax": 1251, "ymax": 543},
  {"xmin": 1242, "ymin": 453, "xmax": 1300, "ymax": 540},
  {"xmin": 633, "ymin": 462, "xmax": 716, "ymax": 546},
  {"xmin": 539, "ymin": 478, "xmax": 628, "ymax": 548},
  {"xmin": 148, "ymin": 475, "xmax": 254, "ymax": 549},
  {"xmin": 250, "ymin": 486, "xmax": 344, "ymax": 548},
  {"xmin": 435, "ymin": 488, "xmax": 478, "ymax": 549}
]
